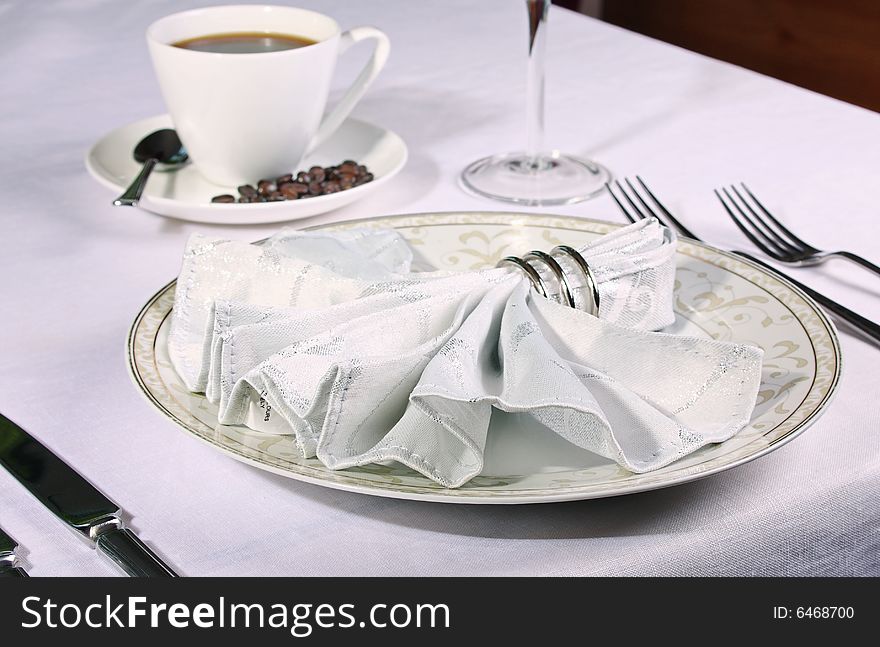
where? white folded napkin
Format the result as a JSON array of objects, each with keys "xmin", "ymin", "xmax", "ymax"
[{"xmin": 167, "ymin": 220, "xmax": 763, "ymax": 487}]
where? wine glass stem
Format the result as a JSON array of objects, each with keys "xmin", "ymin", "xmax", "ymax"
[{"xmin": 526, "ymin": 0, "xmax": 549, "ymax": 169}]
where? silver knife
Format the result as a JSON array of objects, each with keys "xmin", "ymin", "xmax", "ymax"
[
  {"xmin": 0, "ymin": 413, "xmax": 177, "ymax": 577},
  {"xmin": 0, "ymin": 526, "xmax": 28, "ymax": 577}
]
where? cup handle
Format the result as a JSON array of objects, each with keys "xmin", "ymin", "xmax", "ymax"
[{"xmin": 307, "ymin": 26, "xmax": 390, "ymax": 153}]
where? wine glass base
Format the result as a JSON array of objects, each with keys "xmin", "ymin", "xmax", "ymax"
[{"xmin": 460, "ymin": 151, "xmax": 611, "ymax": 206}]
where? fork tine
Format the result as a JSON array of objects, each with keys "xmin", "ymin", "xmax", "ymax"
[
  {"xmin": 740, "ymin": 183, "xmax": 819, "ymax": 253},
  {"xmin": 625, "ymin": 177, "xmax": 662, "ymax": 220},
  {"xmin": 615, "ymin": 179, "xmax": 649, "ymax": 221},
  {"xmin": 715, "ymin": 188, "xmax": 785, "ymax": 259},
  {"xmin": 606, "ymin": 181, "xmax": 638, "ymax": 223},
  {"xmin": 634, "ymin": 176, "xmax": 700, "ymax": 241},
  {"xmin": 729, "ymin": 185, "xmax": 802, "ymax": 255},
  {"xmin": 724, "ymin": 187, "xmax": 792, "ymax": 259}
]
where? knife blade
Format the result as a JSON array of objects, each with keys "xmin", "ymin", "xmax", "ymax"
[
  {"xmin": 0, "ymin": 413, "xmax": 177, "ymax": 577},
  {"xmin": 0, "ymin": 525, "xmax": 28, "ymax": 577}
]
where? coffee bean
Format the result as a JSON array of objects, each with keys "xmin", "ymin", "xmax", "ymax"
[
  {"xmin": 280, "ymin": 183, "xmax": 302, "ymax": 198},
  {"xmin": 219, "ymin": 161, "xmax": 372, "ymax": 204},
  {"xmin": 257, "ymin": 180, "xmax": 277, "ymax": 195}
]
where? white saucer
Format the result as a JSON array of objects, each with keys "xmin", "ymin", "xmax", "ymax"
[{"xmin": 85, "ymin": 115, "xmax": 408, "ymax": 225}]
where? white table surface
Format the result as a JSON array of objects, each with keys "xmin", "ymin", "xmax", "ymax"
[{"xmin": 1, "ymin": 0, "xmax": 878, "ymax": 576}]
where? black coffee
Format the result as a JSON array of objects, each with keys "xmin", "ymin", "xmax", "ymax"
[{"xmin": 172, "ymin": 32, "xmax": 317, "ymax": 54}]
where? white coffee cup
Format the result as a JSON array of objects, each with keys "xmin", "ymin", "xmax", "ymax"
[{"xmin": 147, "ymin": 5, "xmax": 389, "ymax": 186}]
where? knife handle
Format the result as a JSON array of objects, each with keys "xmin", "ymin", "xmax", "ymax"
[
  {"xmin": 0, "ymin": 565, "xmax": 28, "ymax": 577},
  {"xmin": 95, "ymin": 527, "xmax": 177, "ymax": 577}
]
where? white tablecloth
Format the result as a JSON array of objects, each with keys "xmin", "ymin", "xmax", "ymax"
[{"xmin": 1, "ymin": 0, "xmax": 877, "ymax": 576}]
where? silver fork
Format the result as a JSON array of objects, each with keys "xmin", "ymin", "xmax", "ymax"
[
  {"xmin": 606, "ymin": 177, "xmax": 880, "ymax": 345},
  {"xmin": 715, "ymin": 183, "xmax": 880, "ymax": 279}
]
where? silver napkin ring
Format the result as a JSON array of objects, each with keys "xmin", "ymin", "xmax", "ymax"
[
  {"xmin": 497, "ymin": 256, "xmax": 547, "ymax": 297},
  {"xmin": 552, "ymin": 245, "xmax": 601, "ymax": 316},
  {"xmin": 497, "ymin": 246, "xmax": 600, "ymax": 316},
  {"xmin": 523, "ymin": 251, "xmax": 575, "ymax": 308}
]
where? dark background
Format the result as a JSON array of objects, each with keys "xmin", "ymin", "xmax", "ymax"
[{"xmin": 559, "ymin": 0, "xmax": 880, "ymax": 112}]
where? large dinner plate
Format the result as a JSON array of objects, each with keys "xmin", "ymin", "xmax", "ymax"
[{"xmin": 128, "ymin": 212, "xmax": 841, "ymax": 503}]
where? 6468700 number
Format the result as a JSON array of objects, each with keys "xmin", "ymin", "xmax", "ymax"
[{"xmin": 796, "ymin": 607, "xmax": 854, "ymax": 619}]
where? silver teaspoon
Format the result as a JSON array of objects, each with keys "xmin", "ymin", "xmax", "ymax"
[{"xmin": 113, "ymin": 129, "xmax": 188, "ymax": 207}]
